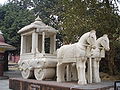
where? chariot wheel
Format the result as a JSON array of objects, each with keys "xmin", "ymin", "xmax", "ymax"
[
  {"xmin": 21, "ymin": 69, "xmax": 33, "ymax": 79},
  {"xmin": 20, "ymin": 61, "xmax": 34, "ymax": 79},
  {"xmin": 34, "ymin": 68, "xmax": 55, "ymax": 80},
  {"xmin": 34, "ymin": 68, "xmax": 45, "ymax": 80}
]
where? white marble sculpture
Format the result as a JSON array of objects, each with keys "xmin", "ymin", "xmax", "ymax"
[
  {"xmin": 67, "ymin": 34, "xmax": 110, "ymax": 84},
  {"xmin": 18, "ymin": 16, "xmax": 110, "ymax": 85},
  {"xmin": 18, "ymin": 16, "xmax": 58, "ymax": 80},
  {"xmin": 90, "ymin": 34, "xmax": 110, "ymax": 83},
  {"xmin": 57, "ymin": 30, "xmax": 96, "ymax": 84}
]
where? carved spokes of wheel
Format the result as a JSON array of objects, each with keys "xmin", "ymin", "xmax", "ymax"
[
  {"xmin": 34, "ymin": 68, "xmax": 45, "ymax": 80},
  {"xmin": 21, "ymin": 69, "xmax": 33, "ymax": 79},
  {"xmin": 34, "ymin": 68, "xmax": 55, "ymax": 80},
  {"xmin": 20, "ymin": 61, "xmax": 34, "ymax": 79}
]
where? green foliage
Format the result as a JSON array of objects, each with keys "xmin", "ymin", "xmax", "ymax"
[
  {"xmin": 58, "ymin": 0, "xmax": 90, "ymax": 43},
  {"xmin": 0, "ymin": 3, "xmax": 35, "ymax": 52},
  {"xmin": 9, "ymin": 0, "xmax": 59, "ymax": 28},
  {"xmin": 57, "ymin": 0, "xmax": 120, "ymax": 75},
  {"xmin": 58, "ymin": 0, "xmax": 120, "ymax": 44}
]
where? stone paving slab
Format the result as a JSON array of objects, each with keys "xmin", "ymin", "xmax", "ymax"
[
  {"xmin": 4, "ymin": 70, "xmax": 22, "ymax": 78},
  {"xmin": 0, "ymin": 69, "xmax": 21, "ymax": 90},
  {"xmin": 0, "ymin": 80, "xmax": 12, "ymax": 90}
]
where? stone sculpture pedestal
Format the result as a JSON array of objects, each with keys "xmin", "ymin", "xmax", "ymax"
[{"xmin": 9, "ymin": 78, "xmax": 114, "ymax": 90}]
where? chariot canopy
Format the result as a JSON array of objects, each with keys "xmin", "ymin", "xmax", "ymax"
[
  {"xmin": 18, "ymin": 16, "xmax": 57, "ymax": 80},
  {"xmin": 18, "ymin": 16, "xmax": 57, "ymax": 34},
  {"xmin": 18, "ymin": 16, "xmax": 57, "ymax": 55}
]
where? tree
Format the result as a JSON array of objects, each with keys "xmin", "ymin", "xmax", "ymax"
[
  {"xmin": 89, "ymin": 0, "xmax": 120, "ymax": 75},
  {"xmin": 8, "ymin": 0, "xmax": 62, "ymax": 49},
  {"xmin": 8, "ymin": 0, "xmax": 59, "ymax": 27},
  {"xmin": 0, "ymin": 2, "xmax": 35, "ymax": 53},
  {"xmin": 57, "ymin": 0, "xmax": 120, "ymax": 75}
]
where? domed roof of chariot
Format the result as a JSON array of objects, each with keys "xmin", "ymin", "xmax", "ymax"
[{"xmin": 18, "ymin": 16, "xmax": 57, "ymax": 34}]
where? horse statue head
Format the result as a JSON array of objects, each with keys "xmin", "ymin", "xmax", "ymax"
[
  {"xmin": 92, "ymin": 34, "xmax": 110, "ymax": 58},
  {"xmin": 98, "ymin": 34, "xmax": 110, "ymax": 51},
  {"xmin": 78, "ymin": 30, "xmax": 96, "ymax": 49},
  {"xmin": 77, "ymin": 30, "xmax": 96, "ymax": 57},
  {"xmin": 86, "ymin": 30, "xmax": 96, "ymax": 47}
]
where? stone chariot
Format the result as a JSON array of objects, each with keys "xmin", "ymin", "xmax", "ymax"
[
  {"xmin": 18, "ymin": 16, "xmax": 58, "ymax": 80},
  {"xmin": 18, "ymin": 16, "xmax": 110, "ymax": 85}
]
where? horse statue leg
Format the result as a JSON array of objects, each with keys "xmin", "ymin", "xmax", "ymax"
[
  {"xmin": 87, "ymin": 57, "xmax": 93, "ymax": 83},
  {"xmin": 66, "ymin": 64, "xmax": 72, "ymax": 81},
  {"xmin": 92, "ymin": 57, "xmax": 101, "ymax": 83},
  {"xmin": 76, "ymin": 57, "xmax": 87, "ymax": 84},
  {"xmin": 71, "ymin": 63, "xmax": 78, "ymax": 81},
  {"xmin": 57, "ymin": 62, "xmax": 66, "ymax": 82}
]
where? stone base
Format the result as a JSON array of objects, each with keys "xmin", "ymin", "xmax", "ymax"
[
  {"xmin": 9, "ymin": 78, "xmax": 114, "ymax": 90},
  {"xmin": 0, "ymin": 76, "xmax": 9, "ymax": 80}
]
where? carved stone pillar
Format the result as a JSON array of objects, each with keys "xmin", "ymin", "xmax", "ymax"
[
  {"xmin": 42, "ymin": 32, "xmax": 45, "ymax": 54},
  {"xmin": 32, "ymin": 32, "xmax": 36, "ymax": 53},
  {"xmin": 50, "ymin": 34, "xmax": 56, "ymax": 54},
  {"xmin": 35, "ymin": 33, "xmax": 39, "ymax": 53},
  {"xmin": 20, "ymin": 35, "xmax": 23, "ymax": 54},
  {"xmin": 21, "ymin": 35, "xmax": 26, "ymax": 54}
]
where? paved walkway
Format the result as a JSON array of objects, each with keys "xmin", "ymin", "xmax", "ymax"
[
  {"xmin": 0, "ymin": 80, "xmax": 11, "ymax": 90},
  {"xmin": 0, "ymin": 70, "xmax": 21, "ymax": 90},
  {"xmin": 0, "ymin": 62, "xmax": 21, "ymax": 90}
]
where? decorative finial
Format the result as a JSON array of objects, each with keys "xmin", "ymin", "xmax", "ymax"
[{"xmin": 35, "ymin": 16, "xmax": 42, "ymax": 21}]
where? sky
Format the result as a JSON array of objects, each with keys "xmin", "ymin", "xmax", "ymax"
[{"xmin": 0, "ymin": 0, "xmax": 8, "ymax": 5}]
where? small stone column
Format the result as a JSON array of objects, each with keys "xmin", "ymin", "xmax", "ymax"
[
  {"xmin": 42, "ymin": 32, "xmax": 45, "ymax": 54},
  {"xmin": 50, "ymin": 34, "xmax": 56, "ymax": 54},
  {"xmin": 21, "ymin": 35, "xmax": 26, "ymax": 54},
  {"xmin": 32, "ymin": 32, "xmax": 36, "ymax": 53},
  {"xmin": 35, "ymin": 33, "xmax": 39, "ymax": 53},
  {"xmin": 20, "ymin": 35, "xmax": 24, "ymax": 55}
]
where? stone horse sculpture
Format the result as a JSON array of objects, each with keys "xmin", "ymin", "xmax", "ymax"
[
  {"xmin": 57, "ymin": 30, "xmax": 96, "ymax": 84},
  {"xmin": 91, "ymin": 34, "xmax": 110, "ymax": 83}
]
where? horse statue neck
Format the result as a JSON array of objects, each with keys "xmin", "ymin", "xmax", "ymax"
[
  {"xmin": 77, "ymin": 32, "xmax": 92, "ymax": 57},
  {"xmin": 94, "ymin": 37, "xmax": 105, "ymax": 57},
  {"xmin": 96, "ymin": 37, "xmax": 104, "ymax": 49},
  {"xmin": 78, "ymin": 32, "xmax": 90, "ymax": 46}
]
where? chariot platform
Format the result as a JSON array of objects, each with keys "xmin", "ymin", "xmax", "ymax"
[{"xmin": 9, "ymin": 78, "xmax": 114, "ymax": 90}]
